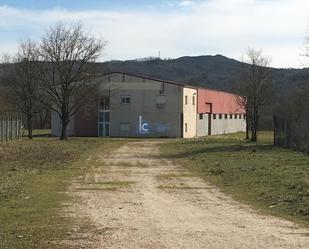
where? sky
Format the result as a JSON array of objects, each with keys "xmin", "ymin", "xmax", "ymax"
[{"xmin": 0, "ymin": 0, "xmax": 309, "ymax": 68}]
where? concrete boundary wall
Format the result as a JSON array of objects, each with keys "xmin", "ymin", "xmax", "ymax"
[
  {"xmin": 197, "ymin": 113, "xmax": 246, "ymax": 136},
  {"xmin": 211, "ymin": 114, "xmax": 246, "ymax": 135},
  {"xmin": 197, "ymin": 113, "xmax": 209, "ymax": 137}
]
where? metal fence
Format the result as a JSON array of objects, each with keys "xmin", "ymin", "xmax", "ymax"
[{"xmin": 0, "ymin": 116, "xmax": 23, "ymax": 142}]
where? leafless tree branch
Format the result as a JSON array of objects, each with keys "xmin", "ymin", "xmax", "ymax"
[{"xmin": 39, "ymin": 22, "xmax": 105, "ymax": 140}]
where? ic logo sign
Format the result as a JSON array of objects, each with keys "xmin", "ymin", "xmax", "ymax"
[{"xmin": 139, "ymin": 115, "xmax": 149, "ymax": 134}]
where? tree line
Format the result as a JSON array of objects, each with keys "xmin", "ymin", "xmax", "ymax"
[
  {"xmin": 272, "ymin": 34, "xmax": 309, "ymax": 152},
  {"xmin": 0, "ymin": 22, "xmax": 105, "ymax": 140},
  {"xmin": 235, "ymin": 29, "xmax": 309, "ymax": 148}
]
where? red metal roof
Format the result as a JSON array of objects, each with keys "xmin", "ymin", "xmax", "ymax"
[{"xmin": 197, "ymin": 88, "xmax": 245, "ymax": 114}]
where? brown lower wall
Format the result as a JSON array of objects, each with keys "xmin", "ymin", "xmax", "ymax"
[{"xmin": 74, "ymin": 97, "xmax": 98, "ymax": 137}]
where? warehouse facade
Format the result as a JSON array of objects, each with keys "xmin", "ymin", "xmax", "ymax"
[{"xmin": 51, "ymin": 72, "xmax": 245, "ymax": 138}]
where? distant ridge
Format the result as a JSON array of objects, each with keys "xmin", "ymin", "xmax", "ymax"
[
  {"xmin": 0, "ymin": 55, "xmax": 307, "ymax": 93},
  {"xmin": 98, "ymin": 54, "xmax": 306, "ymax": 91}
]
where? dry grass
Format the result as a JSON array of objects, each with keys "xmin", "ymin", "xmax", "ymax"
[
  {"xmin": 160, "ymin": 132, "xmax": 309, "ymax": 227},
  {"xmin": 0, "ymin": 137, "xmax": 125, "ymax": 249}
]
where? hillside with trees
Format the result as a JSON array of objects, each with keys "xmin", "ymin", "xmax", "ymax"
[
  {"xmin": 99, "ymin": 55, "xmax": 305, "ymax": 92},
  {"xmin": 2, "ymin": 54, "xmax": 306, "ymax": 95}
]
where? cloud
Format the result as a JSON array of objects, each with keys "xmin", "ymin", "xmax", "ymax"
[
  {"xmin": 178, "ymin": 0, "xmax": 194, "ymax": 6},
  {"xmin": 0, "ymin": 0, "xmax": 308, "ymax": 68},
  {"xmin": 167, "ymin": 0, "xmax": 197, "ymax": 7}
]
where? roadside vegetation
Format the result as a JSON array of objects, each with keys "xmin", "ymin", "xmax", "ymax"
[
  {"xmin": 159, "ymin": 132, "xmax": 309, "ymax": 227},
  {"xmin": 0, "ymin": 136, "xmax": 123, "ymax": 249}
]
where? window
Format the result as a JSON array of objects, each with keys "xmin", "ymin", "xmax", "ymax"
[
  {"xmin": 192, "ymin": 96, "xmax": 195, "ymax": 105},
  {"xmin": 185, "ymin": 96, "xmax": 188, "ymax": 105},
  {"xmin": 239, "ymin": 114, "xmax": 242, "ymax": 119},
  {"xmin": 225, "ymin": 114, "xmax": 228, "ymax": 119},
  {"xmin": 219, "ymin": 114, "xmax": 222, "ymax": 119},
  {"xmin": 105, "ymin": 124, "xmax": 110, "ymax": 136},
  {"xmin": 160, "ymin": 83, "xmax": 165, "ymax": 93},
  {"xmin": 156, "ymin": 124, "xmax": 168, "ymax": 133},
  {"xmin": 120, "ymin": 122, "xmax": 131, "ymax": 132},
  {"xmin": 99, "ymin": 112, "xmax": 110, "ymax": 123},
  {"xmin": 99, "ymin": 96, "xmax": 110, "ymax": 110},
  {"xmin": 244, "ymin": 114, "xmax": 246, "ymax": 120},
  {"xmin": 156, "ymin": 95, "xmax": 167, "ymax": 104},
  {"xmin": 213, "ymin": 114, "xmax": 216, "ymax": 119},
  {"xmin": 199, "ymin": 114, "xmax": 203, "ymax": 120},
  {"xmin": 156, "ymin": 95, "xmax": 166, "ymax": 110},
  {"xmin": 234, "ymin": 114, "xmax": 237, "ymax": 119},
  {"xmin": 157, "ymin": 103, "xmax": 165, "ymax": 110},
  {"xmin": 98, "ymin": 120, "xmax": 110, "ymax": 137},
  {"xmin": 185, "ymin": 123, "xmax": 188, "ymax": 132},
  {"xmin": 230, "ymin": 114, "xmax": 233, "ymax": 119},
  {"xmin": 121, "ymin": 96, "xmax": 131, "ymax": 104}
]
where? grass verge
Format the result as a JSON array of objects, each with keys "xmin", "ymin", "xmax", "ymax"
[
  {"xmin": 159, "ymin": 132, "xmax": 309, "ymax": 227},
  {"xmin": 0, "ymin": 137, "xmax": 124, "ymax": 249}
]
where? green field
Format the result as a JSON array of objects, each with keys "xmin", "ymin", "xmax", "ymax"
[
  {"xmin": 0, "ymin": 137, "xmax": 124, "ymax": 249},
  {"xmin": 159, "ymin": 132, "xmax": 309, "ymax": 227}
]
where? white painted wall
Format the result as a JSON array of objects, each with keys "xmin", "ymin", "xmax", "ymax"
[
  {"xmin": 197, "ymin": 113, "xmax": 246, "ymax": 137},
  {"xmin": 183, "ymin": 88, "xmax": 197, "ymax": 138},
  {"xmin": 197, "ymin": 113, "xmax": 209, "ymax": 137},
  {"xmin": 211, "ymin": 114, "xmax": 246, "ymax": 135}
]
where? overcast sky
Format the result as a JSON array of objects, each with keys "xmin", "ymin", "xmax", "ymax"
[{"xmin": 0, "ymin": 0, "xmax": 308, "ymax": 68}]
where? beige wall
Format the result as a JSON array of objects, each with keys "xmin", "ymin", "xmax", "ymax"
[
  {"xmin": 98, "ymin": 73, "xmax": 183, "ymax": 137},
  {"xmin": 51, "ymin": 73, "xmax": 184, "ymax": 138},
  {"xmin": 183, "ymin": 87, "xmax": 197, "ymax": 138},
  {"xmin": 51, "ymin": 73, "xmax": 244, "ymax": 138}
]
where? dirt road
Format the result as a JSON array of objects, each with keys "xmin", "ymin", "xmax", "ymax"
[{"xmin": 67, "ymin": 141, "xmax": 309, "ymax": 248}]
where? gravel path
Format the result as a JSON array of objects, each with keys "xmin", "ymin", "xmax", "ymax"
[{"xmin": 67, "ymin": 141, "xmax": 309, "ymax": 249}]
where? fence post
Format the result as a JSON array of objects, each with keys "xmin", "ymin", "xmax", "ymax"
[
  {"xmin": 6, "ymin": 116, "xmax": 8, "ymax": 142},
  {"xmin": 16, "ymin": 117, "xmax": 19, "ymax": 140},
  {"xmin": 0, "ymin": 116, "xmax": 2, "ymax": 142},
  {"xmin": 2, "ymin": 116, "xmax": 4, "ymax": 142}
]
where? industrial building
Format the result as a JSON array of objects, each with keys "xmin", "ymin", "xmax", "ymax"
[{"xmin": 51, "ymin": 72, "xmax": 246, "ymax": 138}]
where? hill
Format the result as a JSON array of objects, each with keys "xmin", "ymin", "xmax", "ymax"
[
  {"xmin": 1, "ymin": 55, "xmax": 307, "ymax": 92},
  {"xmin": 99, "ymin": 55, "xmax": 307, "ymax": 91}
]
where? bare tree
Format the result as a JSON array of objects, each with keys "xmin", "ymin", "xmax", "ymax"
[
  {"xmin": 39, "ymin": 22, "xmax": 105, "ymax": 140},
  {"xmin": 235, "ymin": 48, "xmax": 273, "ymax": 142},
  {"xmin": 272, "ymin": 24, "xmax": 309, "ymax": 151},
  {"xmin": 235, "ymin": 94, "xmax": 250, "ymax": 140},
  {"xmin": 299, "ymin": 30, "xmax": 309, "ymax": 104},
  {"xmin": 1, "ymin": 40, "xmax": 41, "ymax": 139}
]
